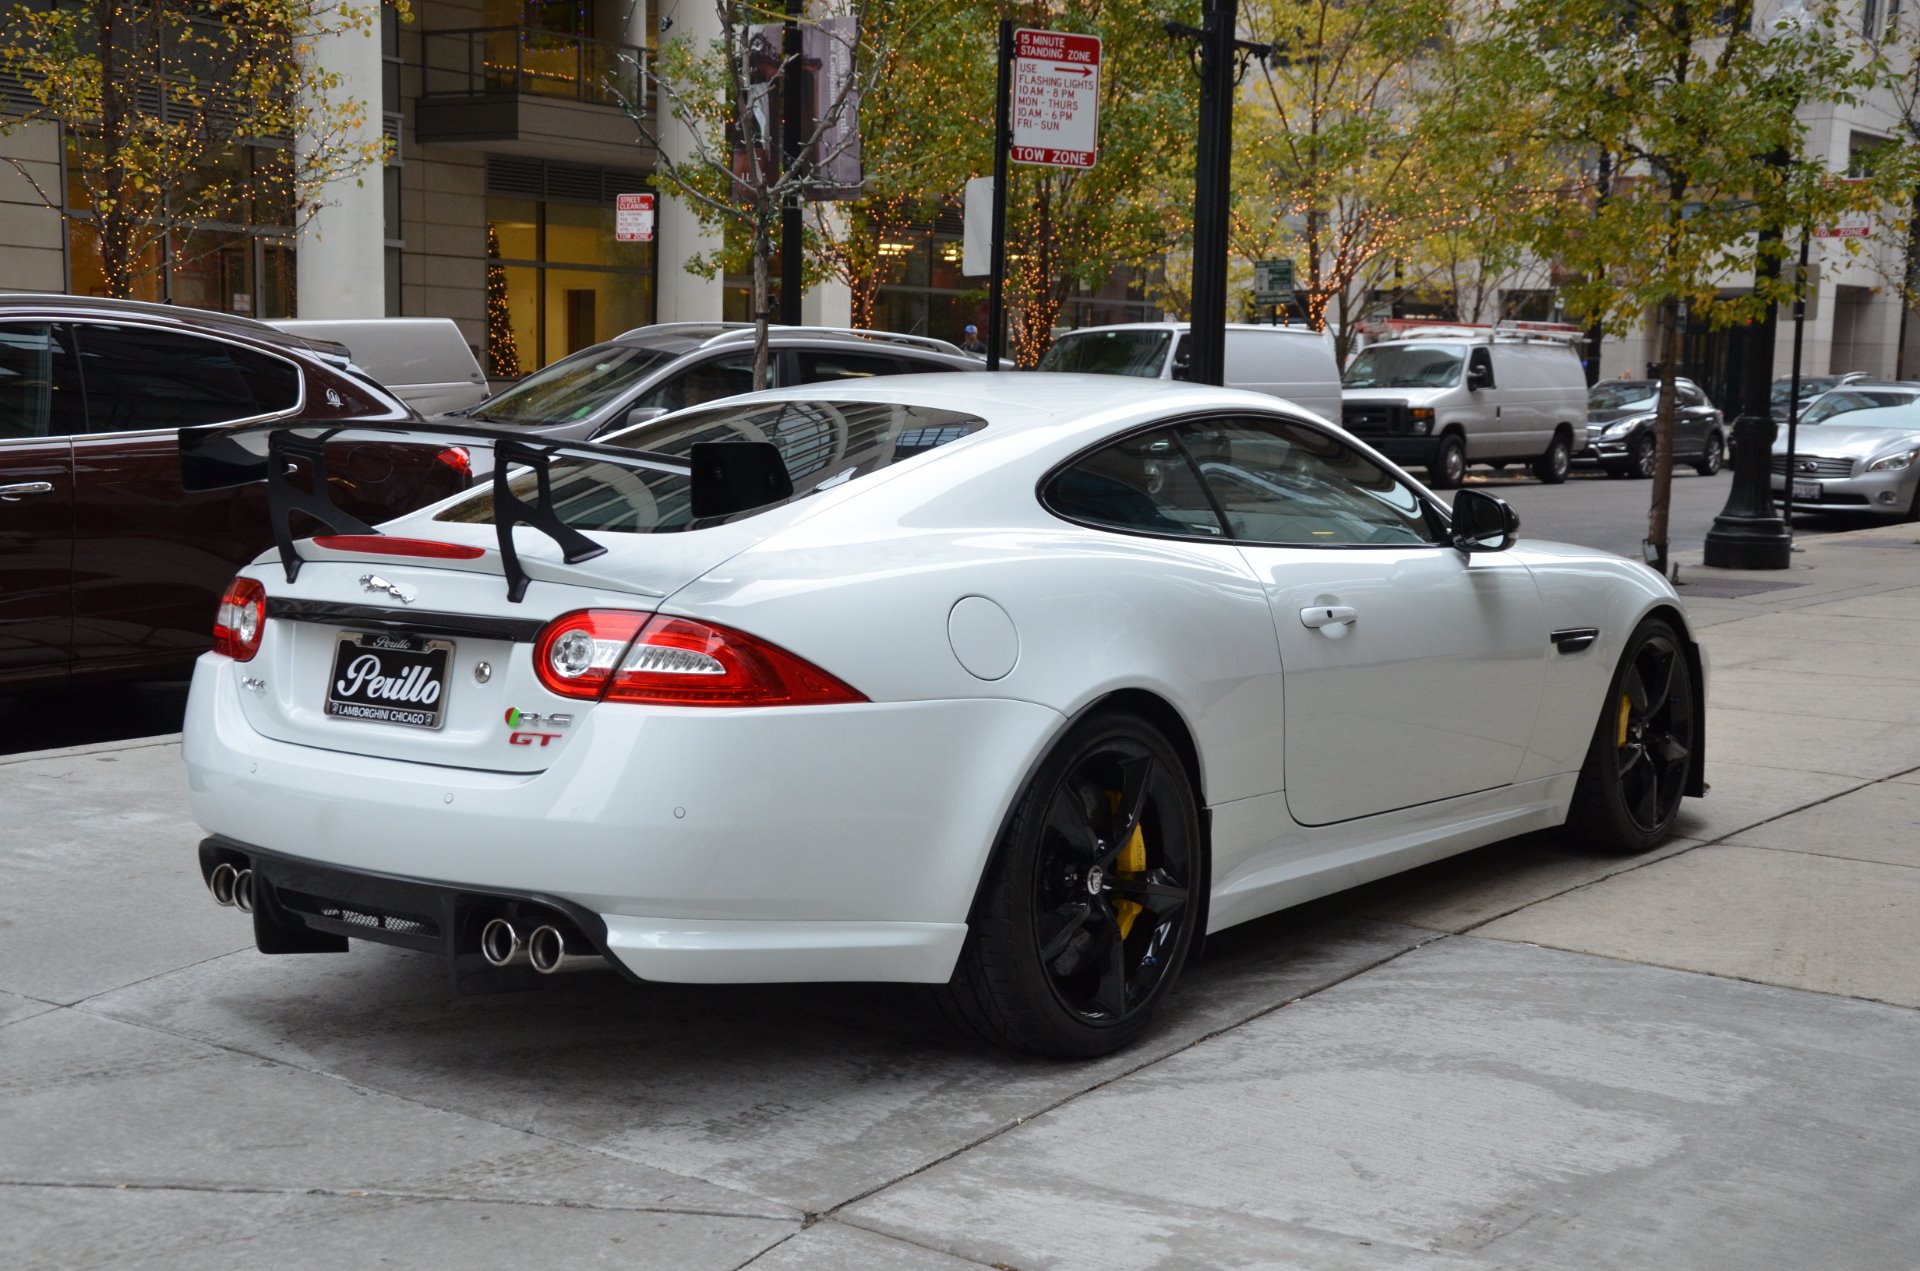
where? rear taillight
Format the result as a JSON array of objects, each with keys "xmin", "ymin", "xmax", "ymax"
[
  {"xmin": 531, "ymin": 610, "xmax": 866, "ymax": 707},
  {"xmin": 213, "ymin": 577, "xmax": 266, "ymax": 662},
  {"xmin": 436, "ymin": 446, "xmax": 473, "ymax": 478}
]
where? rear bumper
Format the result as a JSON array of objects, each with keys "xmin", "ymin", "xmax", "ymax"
[
  {"xmin": 1350, "ymin": 435, "xmax": 1434, "ymax": 465},
  {"xmin": 183, "ymin": 654, "xmax": 1060, "ymax": 983}
]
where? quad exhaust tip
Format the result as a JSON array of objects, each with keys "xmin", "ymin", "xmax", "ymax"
[
  {"xmin": 208, "ymin": 862, "xmax": 239, "ymax": 907},
  {"xmin": 232, "ymin": 868, "xmax": 255, "ymax": 914},
  {"xmin": 480, "ymin": 917, "xmax": 528, "ymax": 968},
  {"xmin": 527, "ymin": 924, "xmax": 602, "ymax": 975}
]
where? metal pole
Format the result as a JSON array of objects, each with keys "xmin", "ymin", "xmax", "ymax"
[
  {"xmin": 1186, "ymin": 0, "xmax": 1237, "ymax": 387},
  {"xmin": 1782, "ymin": 226, "xmax": 1810, "ymax": 529},
  {"xmin": 986, "ymin": 20, "xmax": 1012, "ymax": 370},
  {"xmin": 780, "ymin": 0, "xmax": 803, "ymax": 326}
]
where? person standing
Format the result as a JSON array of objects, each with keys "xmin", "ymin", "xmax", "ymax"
[{"xmin": 961, "ymin": 324, "xmax": 988, "ymax": 356}]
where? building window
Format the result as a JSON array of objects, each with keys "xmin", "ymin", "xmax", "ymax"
[
  {"xmin": 1864, "ymin": 0, "xmax": 1883, "ymax": 38},
  {"xmin": 64, "ymin": 139, "xmax": 297, "ymax": 318},
  {"xmin": 485, "ymin": 194, "xmax": 655, "ymax": 372}
]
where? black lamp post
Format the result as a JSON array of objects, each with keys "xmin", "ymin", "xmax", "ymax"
[{"xmin": 1166, "ymin": 1, "xmax": 1271, "ymax": 387}]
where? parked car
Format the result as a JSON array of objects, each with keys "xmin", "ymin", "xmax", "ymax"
[
  {"xmin": 1339, "ymin": 325, "xmax": 1588, "ymax": 488},
  {"xmin": 0, "ymin": 294, "xmax": 468, "ymax": 693},
  {"xmin": 183, "ymin": 373, "xmax": 1704, "ymax": 1057},
  {"xmin": 453, "ymin": 323, "xmax": 980, "ymax": 446},
  {"xmin": 1035, "ymin": 322, "xmax": 1343, "ymax": 422},
  {"xmin": 1577, "ymin": 378, "xmax": 1726, "ymax": 478},
  {"xmin": 1771, "ymin": 401, "xmax": 1920, "ymax": 518},
  {"xmin": 272, "ymin": 318, "xmax": 488, "ymax": 416},
  {"xmin": 1792, "ymin": 383, "xmax": 1920, "ymax": 427},
  {"xmin": 1770, "ymin": 372, "xmax": 1867, "ymax": 422}
]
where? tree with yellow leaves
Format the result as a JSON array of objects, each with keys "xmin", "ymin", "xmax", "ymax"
[{"xmin": 0, "ymin": 0, "xmax": 396, "ymax": 299}]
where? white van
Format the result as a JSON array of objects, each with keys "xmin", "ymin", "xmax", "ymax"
[
  {"xmin": 271, "ymin": 318, "xmax": 488, "ymax": 416},
  {"xmin": 1037, "ymin": 322, "xmax": 1343, "ymax": 422},
  {"xmin": 1339, "ymin": 326, "xmax": 1588, "ymax": 488}
]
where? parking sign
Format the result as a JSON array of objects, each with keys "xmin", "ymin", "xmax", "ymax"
[
  {"xmin": 615, "ymin": 193, "xmax": 655, "ymax": 243},
  {"xmin": 1010, "ymin": 29, "xmax": 1102, "ymax": 169}
]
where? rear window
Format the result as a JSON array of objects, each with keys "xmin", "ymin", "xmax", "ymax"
[{"xmin": 438, "ymin": 399, "xmax": 985, "ymax": 534}]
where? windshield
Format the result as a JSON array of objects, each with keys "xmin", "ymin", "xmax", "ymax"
[
  {"xmin": 1342, "ymin": 344, "xmax": 1464, "ymax": 389},
  {"xmin": 469, "ymin": 345, "xmax": 672, "ymax": 426},
  {"xmin": 1770, "ymin": 377, "xmax": 1844, "ymax": 412},
  {"xmin": 1797, "ymin": 403, "xmax": 1920, "ymax": 430},
  {"xmin": 1800, "ymin": 390, "xmax": 1918, "ymax": 424},
  {"xmin": 1589, "ymin": 382, "xmax": 1659, "ymax": 412},
  {"xmin": 1037, "ymin": 330, "xmax": 1171, "ymax": 377},
  {"xmin": 437, "ymin": 399, "xmax": 985, "ymax": 534}
]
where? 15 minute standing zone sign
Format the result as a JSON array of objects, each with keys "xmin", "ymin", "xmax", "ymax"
[{"xmin": 1011, "ymin": 29, "xmax": 1102, "ymax": 169}]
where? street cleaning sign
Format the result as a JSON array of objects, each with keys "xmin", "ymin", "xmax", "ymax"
[
  {"xmin": 1010, "ymin": 28, "xmax": 1102, "ymax": 169},
  {"xmin": 1815, "ymin": 210, "xmax": 1871, "ymax": 238},
  {"xmin": 615, "ymin": 193, "xmax": 655, "ymax": 243}
]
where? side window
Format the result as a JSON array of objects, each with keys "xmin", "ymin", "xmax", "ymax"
[
  {"xmin": 73, "ymin": 324, "xmax": 299, "ymax": 433},
  {"xmin": 635, "ymin": 355, "xmax": 755, "ymax": 411},
  {"xmin": 0, "ymin": 324, "xmax": 88, "ymax": 441},
  {"xmin": 1182, "ymin": 418, "xmax": 1439, "ymax": 547},
  {"xmin": 1468, "ymin": 347, "xmax": 1495, "ymax": 387},
  {"xmin": 799, "ymin": 351, "xmax": 906, "ymax": 382},
  {"xmin": 1044, "ymin": 428, "xmax": 1226, "ymax": 539}
]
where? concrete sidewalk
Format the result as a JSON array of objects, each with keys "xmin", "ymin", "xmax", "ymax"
[{"xmin": 5, "ymin": 529, "xmax": 1920, "ymax": 1270}]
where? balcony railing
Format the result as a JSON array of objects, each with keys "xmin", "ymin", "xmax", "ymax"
[{"xmin": 421, "ymin": 27, "xmax": 646, "ymax": 109}]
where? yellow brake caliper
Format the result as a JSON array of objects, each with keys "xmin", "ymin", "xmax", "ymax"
[
  {"xmin": 1105, "ymin": 792, "xmax": 1147, "ymax": 940},
  {"xmin": 1617, "ymin": 693, "xmax": 1633, "ymax": 749}
]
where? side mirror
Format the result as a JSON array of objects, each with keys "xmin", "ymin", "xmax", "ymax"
[
  {"xmin": 1450, "ymin": 488, "xmax": 1519, "ymax": 553},
  {"xmin": 624, "ymin": 404, "xmax": 669, "ymax": 427},
  {"xmin": 1467, "ymin": 362, "xmax": 1492, "ymax": 391},
  {"xmin": 1171, "ymin": 356, "xmax": 1194, "ymax": 382}
]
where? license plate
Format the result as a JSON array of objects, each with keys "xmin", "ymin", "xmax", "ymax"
[
  {"xmin": 1792, "ymin": 480, "xmax": 1821, "ymax": 501},
  {"xmin": 325, "ymin": 632, "xmax": 452, "ymax": 729}
]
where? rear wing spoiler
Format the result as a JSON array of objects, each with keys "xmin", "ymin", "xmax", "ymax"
[{"xmin": 180, "ymin": 421, "xmax": 791, "ymax": 603}]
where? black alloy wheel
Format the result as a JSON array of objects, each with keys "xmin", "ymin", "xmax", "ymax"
[
  {"xmin": 935, "ymin": 711, "xmax": 1201, "ymax": 1057},
  {"xmin": 1630, "ymin": 431, "xmax": 1657, "ymax": 479},
  {"xmin": 1567, "ymin": 618, "xmax": 1696, "ymax": 853},
  {"xmin": 1694, "ymin": 433, "xmax": 1724, "ymax": 476}
]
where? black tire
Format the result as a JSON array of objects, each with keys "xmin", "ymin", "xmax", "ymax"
[
  {"xmin": 1534, "ymin": 432, "xmax": 1571, "ymax": 484},
  {"xmin": 1566, "ymin": 618, "xmax": 1697, "ymax": 854},
  {"xmin": 1694, "ymin": 432, "xmax": 1724, "ymax": 476},
  {"xmin": 1628, "ymin": 431, "xmax": 1656, "ymax": 479},
  {"xmin": 1427, "ymin": 434, "xmax": 1467, "ymax": 489},
  {"xmin": 932, "ymin": 710, "xmax": 1203, "ymax": 1057}
]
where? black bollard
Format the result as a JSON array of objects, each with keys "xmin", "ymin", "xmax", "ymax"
[{"xmin": 1702, "ymin": 415, "xmax": 1791, "ymax": 570}]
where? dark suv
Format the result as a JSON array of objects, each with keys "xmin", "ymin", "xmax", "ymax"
[{"xmin": 0, "ymin": 295, "xmax": 466, "ymax": 692}]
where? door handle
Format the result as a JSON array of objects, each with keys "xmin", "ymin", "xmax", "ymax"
[
  {"xmin": 0, "ymin": 481, "xmax": 54, "ymax": 502},
  {"xmin": 1300, "ymin": 605, "xmax": 1358, "ymax": 629}
]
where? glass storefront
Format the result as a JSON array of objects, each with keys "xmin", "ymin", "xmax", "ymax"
[{"xmin": 486, "ymin": 195, "xmax": 655, "ymax": 373}]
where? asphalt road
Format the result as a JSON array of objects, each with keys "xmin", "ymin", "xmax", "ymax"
[{"xmin": 0, "ymin": 463, "xmax": 1885, "ymax": 758}]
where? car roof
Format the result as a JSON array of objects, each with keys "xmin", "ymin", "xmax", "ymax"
[
  {"xmin": 626, "ymin": 371, "xmax": 1293, "ymax": 439},
  {"xmin": 1053, "ymin": 321, "xmax": 1324, "ymax": 337},
  {"xmin": 0, "ymin": 293, "xmax": 350, "ymax": 361},
  {"xmin": 600, "ymin": 322, "xmax": 974, "ymax": 361}
]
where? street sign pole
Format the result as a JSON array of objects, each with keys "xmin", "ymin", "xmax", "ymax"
[
  {"xmin": 987, "ymin": 19, "xmax": 1012, "ymax": 371},
  {"xmin": 1782, "ymin": 225, "xmax": 1811, "ymax": 529}
]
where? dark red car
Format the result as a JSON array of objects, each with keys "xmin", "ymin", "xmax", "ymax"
[{"xmin": 0, "ymin": 295, "xmax": 468, "ymax": 691}]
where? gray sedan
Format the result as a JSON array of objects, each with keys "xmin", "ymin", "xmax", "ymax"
[{"xmin": 1773, "ymin": 403, "xmax": 1920, "ymax": 518}]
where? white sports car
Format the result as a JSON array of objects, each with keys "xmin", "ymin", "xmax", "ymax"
[{"xmin": 181, "ymin": 374, "xmax": 1704, "ymax": 1057}]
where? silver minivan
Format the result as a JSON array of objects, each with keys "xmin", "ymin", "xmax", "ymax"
[
  {"xmin": 1037, "ymin": 322, "xmax": 1343, "ymax": 423},
  {"xmin": 1340, "ymin": 328, "xmax": 1589, "ymax": 488}
]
